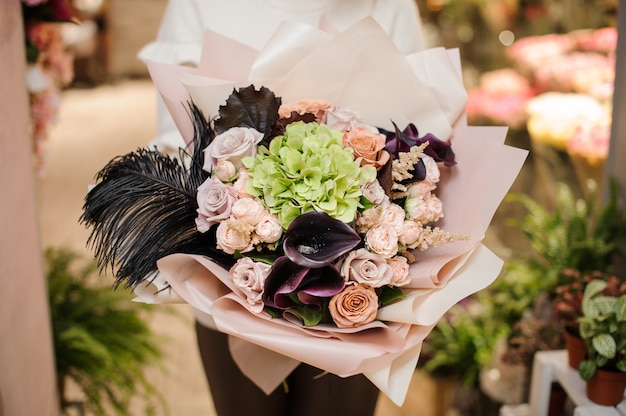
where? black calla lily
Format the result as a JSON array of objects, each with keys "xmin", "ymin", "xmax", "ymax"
[{"xmin": 282, "ymin": 211, "xmax": 361, "ymax": 268}]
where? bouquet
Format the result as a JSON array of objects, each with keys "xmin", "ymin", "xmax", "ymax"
[{"xmin": 81, "ymin": 18, "xmax": 527, "ymax": 405}]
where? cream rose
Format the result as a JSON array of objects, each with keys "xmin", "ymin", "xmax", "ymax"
[
  {"xmin": 254, "ymin": 213, "xmax": 283, "ymax": 244},
  {"xmin": 365, "ymin": 224, "xmax": 398, "ymax": 258},
  {"xmin": 216, "ymin": 221, "xmax": 254, "ymax": 254},
  {"xmin": 232, "ymin": 168, "xmax": 252, "ymax": 197},
  {"xmin": 231, "ymin": 197, "xmax": 264, "ymax": 225},
  {"xmin": 389, "ymin": 256, "xmax": 411, "ymax": 287},
  {"xmin": 340, "ymin": 248, "xmax": 393, "ymax": 288},
  {"xmin": 329, "ymin": 284, "xmax": 379, "ymax": 328},
  {"xmin": 278, "ymin": 98, "xmax": 335, "ymax": 122},
  {"xmin": 360, "ymin": 180, "xmax": 387, "ymax": 206},
  {"xmin": 230, "ymin": 257, "xmax": 271, "ymax": 313},
  {"xmin": 195, "ymin": 177, "xmax": 238, "ymax": 232},
  {"xmin": 203, "ymin": 127, "xmax": 263, "ymax": 171},
  {"xmin": 407, "ymin": 182, "xmax": 432, "ymax": 199},
  {"xmin": 405, "ymin": 195, "xmax": 431, "ymax": 224},
  {"xmin": 342, "ymin": 127, "xmax": 390, "ymax": 170},
  {"xmin": 325, "ymin": 107, "xmax": 366, "ymax": 131}
]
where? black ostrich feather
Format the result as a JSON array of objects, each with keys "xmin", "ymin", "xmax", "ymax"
[{"xmin": 80, "ymin": 101, "xmax": 235, "ymax": 289}]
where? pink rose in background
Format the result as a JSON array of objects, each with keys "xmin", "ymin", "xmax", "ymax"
[
  {"xmin": 278, "ymin": 99, "xmax": 335, "ymax": 122},
  {"xmin": 232, "ymin": 197, "xmax": 264, "ymax": 226},
  {"xmin": 365, "ymin": 224, "xmax": 398, "ymax": 258},
  {"xmin": 398, "ymin": 220, "xmax": 422, "ymax": 247},
  {"xmin": 196, "ymin": 177, "xmax": 238, "ymax": 232},
  {"xmin": 340, "ymin": 248, "xmax": 394, "ymax": 288},
  {"xmin": 230, "ymin": 258, "xmax": 271, "ymax": 313},
  {"xmin": 389, "ymin": 256, "xmax": 411, "ymax": 287},
  {"xmin": 254, "ymin": 213, "xmax": 283, "ymax": 244},
  {"xmin": 343, "ymin": 127, "xmax": 390, "ymax": 170},
  {"xmin": 203, "ymin": 127, "xmax": 263, "ymax": 171},
  {"xmin": 329, "ymin": 284, "xmax": 379, "ymax": 328},
  {"xmin": 216, "ymin": 221, "xmax": 254, "ymax": 254}
]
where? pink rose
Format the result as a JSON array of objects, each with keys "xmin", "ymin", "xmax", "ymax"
[
  {"xmin": 329, "ymin": 284, "xmax": 379, "ymax": 328},
  {"xmin": 196, "ymin": 177, "xmax": 238, "ymax": 232},
  {"xmin": 426, "ymin": 195, "xmax": 444, "ymax": 222},
  {"xmin": 340, "ymin": 248, "xmax": 393, "ymax": 288},
  {"xmin": 203, "ymin": 127, "xmax": 263, "ymax": 172},
  {"xmin": 360, "ymin": 180, "xmax": 387, "ymax": 205},
  {"xmin": 407, "ymin": 182, "xmax": 432, "ymax": 199},
  {"xmin": 365, "ymin": 224, "xmax": 398, "ymax": 258},
  {"xmin": 404, "ymin": 195, "xmax": 429, "ymax": 223},
  {"xmin": 216, "ymin": 221, "xmax": 254, "ymax": 254},
  {"xmin": 422, "ymin": 155, "xmax": 441, "ymax": 189},
  {"xmin": 379, "ymin": 203, "xmax": 405, "ymax": 234},
  {"xmin": 325, "ymin": 107, "xmax": 366, "ymax": 131},
  {"xmin": 214, "ymin": 160, "xmax": 237, "ymax": 182},
  {"xmin": 230, "ymin": 257, "xmax": 271, "ymax": 313},
  {"xmin": 278, "ymin": 99, "xmax": 335, "ymax": 122},
  {"xmin": 389, "ymin": 256, "xmax": 411, "ymax": 287},
  {"xmin": 398, "ymin": 220, "xmax": 422, "ymax": 247},
  {"xmin": 232, "ymin": 169, "xmax": 252, "ymax": 196},
  {"xmin": 232, "ymin": 197, "xmax": 264, "ymax": 225},
  {"xmin": 343, "ymin": 127, "xmax": 390, "ymax": 171},
  {"xmin": 254, "ymin": 213, "xmax": 283, "ymax": 244}
]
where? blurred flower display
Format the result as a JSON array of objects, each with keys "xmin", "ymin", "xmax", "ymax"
[{"xmin": 21, "ymin": 0, "xmax": 75, "ymax": 176}]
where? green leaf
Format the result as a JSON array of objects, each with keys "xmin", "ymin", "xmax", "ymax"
[
  {"xmin": 290, "ymin": 305, "xmax": 324, "ymax": 327},
  {"xmin": 578, "ymin": 359, "xmax": 597, "ymax": 381},
  {"xmin": 379, "ymin": 286, "xmax": 406, "ymax": 305},
  {"xmin": 593, "ymin": 334, "xmax": 617, "ymax": 359}
]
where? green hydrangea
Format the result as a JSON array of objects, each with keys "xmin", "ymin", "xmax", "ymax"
[{"xmin": 242, "ymin": 122, "xmax": 376, "ymax": 228}]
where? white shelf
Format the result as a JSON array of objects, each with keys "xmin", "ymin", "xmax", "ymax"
[{"xmin": 528, "ymin": 350, "xmax": 626, "ymax": 416}]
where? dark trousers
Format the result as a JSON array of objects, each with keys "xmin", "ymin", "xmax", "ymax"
[{"xmin": 195, "ymin": 321, "xmax": 380, "ymax": 416}]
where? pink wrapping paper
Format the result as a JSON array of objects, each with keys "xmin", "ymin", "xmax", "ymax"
[{"xmin": 141, "ymin": 17, "xmax": 529, "ymax": 405}]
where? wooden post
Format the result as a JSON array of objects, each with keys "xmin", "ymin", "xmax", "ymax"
[{"xmin": 0, "ymin": 2, "xmax": 59, "ymax": 415}]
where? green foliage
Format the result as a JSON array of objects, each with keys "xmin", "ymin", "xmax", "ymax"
[
  {"xmin": 577, "ymin": 279, "xmax": 626, "ymax": 380},
  {"xmin": 419, "ymin": 260, "xmax": 544, "ymax": 386},
  {"xmin": 506, "ymin": 179, "xmax": 626, "ymax": 289},
  {"xmin": 46, "ymin": 247, "xmax": 166, "ymax": 415}
]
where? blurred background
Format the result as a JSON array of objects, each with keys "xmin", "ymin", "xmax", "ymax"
[{"xmin": 17, "ymin": 0, "xmax": 623, "ymax": 415}]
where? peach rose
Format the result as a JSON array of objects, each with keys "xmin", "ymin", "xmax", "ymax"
[
  {"xmin": 230, "ymin": 257, "xmax": 271, "ymax": 313},
  {"xmin": 216, "ymin": 221, "xmax": 254, "ymax": 254},
  {"xmin": 278, "ymin": 99, "xmax": 335, "ymax": 122},
  {"xmin": 214, "ymin": 160, "xmax": 237, "ymax": 182},
  {"xmin": 427, "ymin": 195, "xmax": 444, "ymax": 223},
  {"xmin": 232, "ymin": 169, "xmax": 252, "ymax": 196},
  {"xmin": 329, "ymin": 284, "xmax": 379, "ymax": 328},
  {"xmin": 340, "ymin": 248, "xmax": 393, "ymax": 288},
  {"xmin": 404, "ymin": 195, "xmax": 430, "ymax": 224},
  {"xmin": 365, "ymin": 224, "xmax": 398, "ymax": 258},
  {"xmin": 389, "ymin": 256, "xmax": 411, "ymax": 287},
  {"xmin": 343, "ymin": 127, "xmax": 390, "ymax": 170},
  {"xmin": 379, "ymin": 203, "xmax": 405, "ymax": 234}
]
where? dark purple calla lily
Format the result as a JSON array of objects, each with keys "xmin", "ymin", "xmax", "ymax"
[
  {"xmin": 282, "ymin": 211, "xmax": 361, "ymax": 268},
  {"xmin": 383, "ymin": 122, "xmax": 456, "ymax": 167},
  {"xmin": 263, "ymin": 256, "xmax": 345, "ymax": 310}
]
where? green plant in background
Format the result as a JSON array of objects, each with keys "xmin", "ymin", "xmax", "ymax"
[
  {"xmin": 506, "ymin": 179, "xmax": 626, "ymax": 290},
  {"xmin": 46, "ymin": 247, "xmax": 166, "ymax": 416},
  {"xmin": 578, "ymin": 279, "xmax": 626, "ymax": 380},
  {"xmin": 419, "ymin": 259, "xmax": 545, "ymax": 387}
]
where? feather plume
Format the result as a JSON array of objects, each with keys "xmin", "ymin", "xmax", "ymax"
[{"xmin": 80, "ymin": 102, "xmax": 235, "ymax": 288}]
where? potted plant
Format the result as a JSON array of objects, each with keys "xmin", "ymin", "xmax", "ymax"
[
  {"xmin": 552, "ymin": 269, "xmax": 626, "ymax": 368},
  {"xmin": 577, "ymin": 279, "xmax": 626, "ymax": 406},
  {"xmin": 46, "ymin": 247, "xmax": 166, "ymax": 415}
]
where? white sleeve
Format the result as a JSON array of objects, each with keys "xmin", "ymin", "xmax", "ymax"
[{"xmin": 138, "ymin": 0, "xmax": 206, "ymax": 153}]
